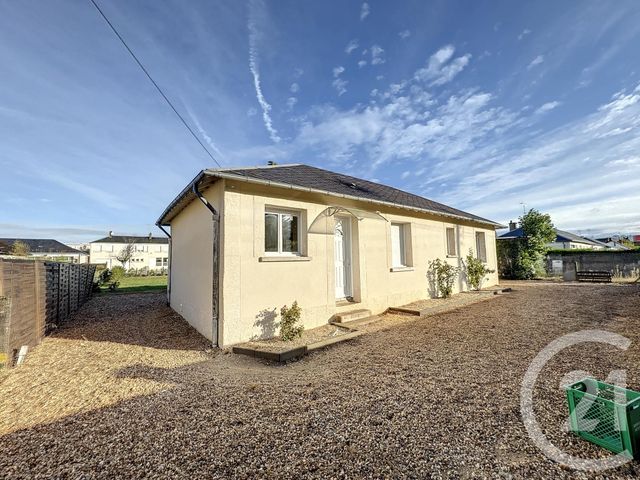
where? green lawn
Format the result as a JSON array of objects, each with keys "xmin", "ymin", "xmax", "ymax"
[{"xmin": 100, "ymin": 275, "xmax": 167, "ymax": 294}]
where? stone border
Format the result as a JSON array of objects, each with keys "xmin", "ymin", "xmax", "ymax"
[
  {"xmin": 232, "ymin": 330, "xmax": 363, "ymax": 362},
  {"xmin": 387, "ymin": 288, "xmax": 512, "ymax": 318}
]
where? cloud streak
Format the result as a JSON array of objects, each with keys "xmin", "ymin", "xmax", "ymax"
[
  {"xmin": 248, "ymin": 0, "xmax": 280, "ymax": 143},
  {"xmin": 360, "ymin": 3, "xmax": 370, "ymax": 21},
  {"xmin": 527, "ymin": 55, "xmax": 544, "ymax": 69}
]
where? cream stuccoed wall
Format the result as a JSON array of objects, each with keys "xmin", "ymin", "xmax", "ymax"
[
  {"xmin": 169, "ymin": 180, "xmax": 224, "ymax": 341},
  {"xmin": 218, "ymin": 180, "xmax": 499, "ymax": 346}
]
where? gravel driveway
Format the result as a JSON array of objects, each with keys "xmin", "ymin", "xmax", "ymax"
[{"xmin": 1, "ymin": 284, "xmax": 640, "ymax": 479}]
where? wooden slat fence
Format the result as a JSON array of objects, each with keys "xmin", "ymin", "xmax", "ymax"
[{"xmin": 0, "ymin": 259, "xmax": 96, "ymax": 368}]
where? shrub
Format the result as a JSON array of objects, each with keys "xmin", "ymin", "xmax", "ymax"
[
  {"xmin": 280, "ymin": 301, "xmax": 304, "ymax": 341},
  {"xmin": 464, "ymin": 249, "xmax": 495, "ymax": 290},
  {"xmin": 110, "ymin": 266, "xmax": 125, "ymax": 282},
  {"xmin": 428, "ymin": 258, "xmax": 460, "ymax": 298}
]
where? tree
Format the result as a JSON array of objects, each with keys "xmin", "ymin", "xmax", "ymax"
[
  {"xmin": 9, "ymin": 240, "xmax": 30, "ymax": 256},
  {"xmin": 116, "ymin": 243, "xmax": 135, "ymax": 269},
  {"xmin": 499, "ymin": 209, "xmax": 555, "ymax": 279}
]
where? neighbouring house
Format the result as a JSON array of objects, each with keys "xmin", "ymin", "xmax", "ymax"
[
  {"xmin": 594, "ymin": 237, "xmax": 633, "ymax": 251},
  {"xmin": 89, "ymin": 232, "xmax": 169, "ymax": 270},
  {"xmin": 156, "ymin": 164, "xmax": 502, "ymax": 347},
  {"xmin": 498, "ymin": 222, "xmax": 607, "ymax": 250},
  {"xmin": 0, "ymin": 238, "xmax": 88, "ymax": 263}
]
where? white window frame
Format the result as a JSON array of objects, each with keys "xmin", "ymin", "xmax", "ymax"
[
  {"xmin": 446, "ymin": 227, "xmax": 457, "ymax": 257},
  {"xmin": 390, "ymin": 223, "xmax": 407, "ymax": 268},
  {"xmin": 264, "ymin": 208, "xmax": 301, "ymax": 256},
  {"xmin": 475, "ymin": 231, "xmax": 487, "ymax": 263}
]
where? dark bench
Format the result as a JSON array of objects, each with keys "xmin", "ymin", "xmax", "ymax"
[{"xmin": 576, "ymin": 270, "xmax": 612, "ymax": 283}]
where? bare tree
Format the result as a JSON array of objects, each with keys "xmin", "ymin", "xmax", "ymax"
[
  {"xmin": 116, "ymin": 243, "xmax": 135, "ymax": 269},
  {"xmin": 9, "ymin": 240, "xmax": 30, "ymax": 256}
]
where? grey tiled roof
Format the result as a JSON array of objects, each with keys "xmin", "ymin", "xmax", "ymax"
[
  {"xmin": 0, "ymin": 238, "xmax": 83, "ymax": 254},
  {"xmin": 157, "ymin": 164, "xmax": 501, "ymax": 226},
  {"xmin": 92, "ymin": 236, "xmax": 168, "ymax": 244},
  {"xmin": 209, "ymin": 164, "xmax": 498, "ymax": 225}
]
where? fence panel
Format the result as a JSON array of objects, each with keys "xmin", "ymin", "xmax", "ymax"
[{"xmin": 0, "ymin": 259, "xmax": 97, "ymax": 368}]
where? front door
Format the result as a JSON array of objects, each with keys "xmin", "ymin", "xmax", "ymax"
[{"xmin": 334, "ymin": 217, "xmax": 352, "ymax": 299}]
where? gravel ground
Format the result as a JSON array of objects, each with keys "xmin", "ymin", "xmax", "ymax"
[
  {"xmin": 396, "ymin": 289, "xmax": 496, "ymax": 314},
  {"xmin": 1, "ymin": 283, "xmax": 640, "ymax": 479}
]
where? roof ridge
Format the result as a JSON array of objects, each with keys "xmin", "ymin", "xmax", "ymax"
[{"xmin": 206, "ymin": 163, "xmax": 301, "ymax": 173}]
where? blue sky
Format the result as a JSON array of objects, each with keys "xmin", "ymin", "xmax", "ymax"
[{"xmin": 1, "ymin": 0, "xmax": 640, "ymax": 242}]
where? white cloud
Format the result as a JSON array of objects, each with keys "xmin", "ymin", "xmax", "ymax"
[
  {"xmin": 414, "ymin": 45, "xmax": 471, "ymax": 86},
  {"xmin": 286, "ymin": 97, "xmax": 297, "ymax": 110},
  {"xmin": 371, "ymin": 45, "xmax": 385, "ymax": 65},
  {"xmin": 333, "ymin": 66, "xmax": 345, "ymax": 77},
  {"xmin": 360, "ymin": 2, "xmax": 370, "ymax": 21},
  {"xmin": 358, "ymin": 60, "xmax": 367, "ymax": 68},
  {"xmin": 535, "ymin": 101, "xmax": 561, "ymax": 114},
  {"xmin": 518, "ymin": 29, "xmax": 531, "ymax": 40},
  {"xmin": 290, "ymin": 82, "xmax": 299, "ymax": 93},
  {"xmin": 609, "ymin": 156, "xmax": 640, "ymax": 166},
  {"xmin": 248, "ymin": 0, "xmax": 280, "ymax": 143},
  {"xmin": 435, "ymin": 82, "xmax": 640, "ymax": 233},
  {"xmin": 527, "ymin": 55, "xmax": 544, "ymax": 69},
  {"xmin": 247, "ymin": 107, "xmax": 257, "ymax": 116},
  {"xmin": 185, "ymin": 107, "xmax": 225, "ymax": 160},
  {"xmin": 399, "ymin": 30, "xmax": 411, "ymax": 39},
  {"xmin": 345, "ymin": 39, "xmax": 359, "ymax": 54},
  {"xmin": 332, "ymin": 78, "xmax": 348, "ymax": 96}
]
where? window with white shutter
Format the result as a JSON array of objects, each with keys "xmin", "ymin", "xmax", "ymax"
[
  {"xmin": 391, "ymin": 223, "xmax": 406, "ymax": 267},
  {"xmin": 475, "ymin": 232, "xmax": 487, "ymax": 262},
  {"xmin": 446, "ymin": 227, "xmax": 457, "ymax": 256}
]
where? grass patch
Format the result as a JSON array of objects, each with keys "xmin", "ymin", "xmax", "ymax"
[{"xmin": 100, "ymin": 275, "xmax": 167, "ymax": 294}]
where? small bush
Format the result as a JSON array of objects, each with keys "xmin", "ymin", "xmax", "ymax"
[
  {"xmin": 280, "ymin": 301, "xmax": 304, "ymax": 341},
  {"xmin": 428, "ymin": 258, "xmax": 460, "ymax": 298},
  {"xmin": 464, "ymin": 249, "xmax": 495, "ymax": 291},
  {"xmin": 111, "ymin": 266, "xmax": 125, "ymax": 282}
]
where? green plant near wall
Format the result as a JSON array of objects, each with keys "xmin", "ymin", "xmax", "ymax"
[
  {"xmin": 428, "ymin": 258, "xmax": 460, "ymax": 298},
  {"xmin": 465, "ymin": 249, "xmax": 495, "ymax": 290},
  {"xmin": 280, "ymin": 301, "xmax": 304, "ymax": 341}
]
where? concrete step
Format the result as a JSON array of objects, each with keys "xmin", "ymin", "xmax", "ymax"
[
  {"xmin": 334, "ymin": 308, "xmax": 372, "ymax": 323},
  {"xmin": 331, "ymin": 315, "xmax": 380, "ymax": 329}
]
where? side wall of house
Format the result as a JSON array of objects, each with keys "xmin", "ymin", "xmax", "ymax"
[
  {"xmin": 169, "ymin": 181, "xmax": 223, "ymax": 342},
  {"xmin": 219, "ymin": 181, "xmax": 498, "ymax": 346}
]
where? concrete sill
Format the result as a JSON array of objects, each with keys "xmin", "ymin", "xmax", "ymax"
[
  {"xmin": 259, "ymin": 256, "xmax": 312, "ymax": 262},
  {"xmin": 390, "ymin": 266, "xmax": 414, "ymax": 272},
  {"xmin": 446, "ymin": 255, "xmax": 458, "ymax": 259}
]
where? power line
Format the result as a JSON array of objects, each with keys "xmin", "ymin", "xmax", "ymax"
[{"xmin": 89, "ymin": 0, "xmax": 222, "ymax": 168}]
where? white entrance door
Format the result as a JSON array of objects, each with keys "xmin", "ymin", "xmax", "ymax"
[{"xmin": 334, "ymin": 217, "xmax": 352, "ymax": 299}]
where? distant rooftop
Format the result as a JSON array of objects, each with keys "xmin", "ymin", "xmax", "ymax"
[
  {"xmin": 91, "ymin": 235, "xmax": 168, "ymax": 244},
  {"xmin": 0, "ymin": 238, "xmax": 84, "ymax": 254},
  {"xmin": 498, "ymin": 227, "xmax": 604, "ymax": 247}
]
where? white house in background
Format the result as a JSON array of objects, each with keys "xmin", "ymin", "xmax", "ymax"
[{"xmin": 89, "ymin": 232, "xmax": 169, "ymax": 270}]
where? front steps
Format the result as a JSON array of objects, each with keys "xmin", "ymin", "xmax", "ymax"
[{"xmin": 331, "ymin": 309, "xmax": 379, "ymax": 328}]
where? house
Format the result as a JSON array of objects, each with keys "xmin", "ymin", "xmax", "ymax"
[
  {"xmin": 0, "ymin": 238, "xmax": 88, "ymax": 263},
  {"xmin": 498, "ymin": 222, "xmax": 606, "ymax": 250},
  {"xmin": 156, "ymin": 164, "xmax": 502, "ymax": 347},
  {"xmin": 89, "ymin": 233, "xmax": 169, "ymax": 271},
  {"xmin": 594, "ymin": 237, "xmax": 633, "ymax": 251}
]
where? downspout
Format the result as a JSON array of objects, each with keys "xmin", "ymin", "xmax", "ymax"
[
  {"xmin": 156, "ymin": 224, "xmax": 172, "ymax": 306},
  {"xmin": 192, "ymin": 183, "xmax": 220, "ymax": 348}
]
